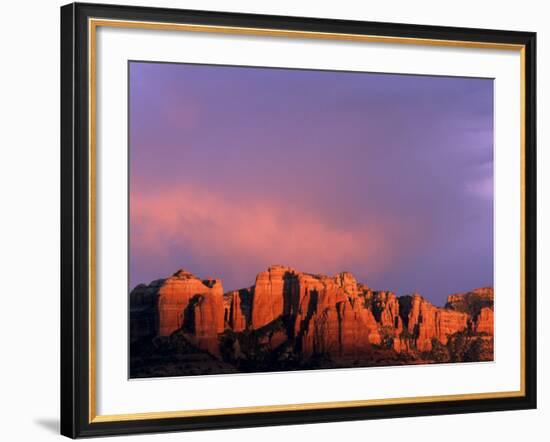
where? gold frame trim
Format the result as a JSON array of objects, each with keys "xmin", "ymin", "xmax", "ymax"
[{"xmin": 88, "ymin": 18, "xmax": 527, "ymax": 424}]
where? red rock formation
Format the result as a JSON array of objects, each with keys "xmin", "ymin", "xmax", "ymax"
[
  {"xmin": 372, "ymin": 291, "xmax": 403, "ymax": 331},
  {"xmin": 474, "ymin": 307, "xmax": 494, "ymax": 335},
  {"xmin": 336, "ymin": 271, "xmax": 359, "ymax": 299},
  {"xmin": 433, "ymin": 309, "xmax": 470, "ymax": 345},
  {"xmin": 339, "ymin": 300, "xmax": 380, "ymax": 357},
  {"xmin": 224, "ymin": 290, "xmax": 249, "ymax": 332},
  {"xmin": 446, "ymin": 287, "xmax": 494, "ymax": 315},
  {"xmin": 293, "ymin": 272, "xmax": 334, "ymax": 338},
  {"xmin": 302, "ymin": 306, "xmax": 340, "ymax": 357},
  {"xmin": 155, "ymin": 270, "xmax": 223, "ymax": 337},
  {"xmin": 445, "ymin": 287, "xmax": 494, "ymax": 337},
  {"xmin": 294, "ymin": 271, "xmax": 380, "ymax": 359},
  {"xmin": 362, "ymin": 290, "xmax": 404, "ymax": 351},
  {"xmin": 189, "ymin": 288, "xmax": 224, "ymax": 356},
  {"xmin": 251, "ymin": 265, "xmax": 291, "ymax": 329},
  {"xmin": 404, "ymin": 294, "xmax": 469, "ymax": 351},
  {"xmin": 130, "ymin": 266, "xmax": 494, "ymax": 365},
  {"xmin": 129, "ymin": 269, "xmax": 225, "ymax": 355}
]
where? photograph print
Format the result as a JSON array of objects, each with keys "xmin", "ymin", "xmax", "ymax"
[{"xmin": 129, "ymin": 61, "xmax": 494, "ymax": 379}]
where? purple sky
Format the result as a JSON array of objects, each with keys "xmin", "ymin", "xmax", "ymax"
[{"xmin": 129, "ymin": 61, "xmax": 493, "ymax": 305}]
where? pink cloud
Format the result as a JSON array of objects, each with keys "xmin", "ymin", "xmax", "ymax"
[{"xmin": 130, "ymin": 185, "xmax": 412, "ymax": 289}]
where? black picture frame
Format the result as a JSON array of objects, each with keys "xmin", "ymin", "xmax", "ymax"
[{"xmin": 61, "ymin": 2, "xmax": 537, "ymax": 438}]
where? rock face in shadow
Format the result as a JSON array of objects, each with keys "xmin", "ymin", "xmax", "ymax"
[
  {"xmin": 130, "ymin": 266, "xmax": 494, "ymax": 377},
  {"xmin": 223, "ymin": 289, "xmax": 251, "ymax": 333},
  {"xmin": 445, "ymin": 288, "xmax": 495, "ymax": 336}
]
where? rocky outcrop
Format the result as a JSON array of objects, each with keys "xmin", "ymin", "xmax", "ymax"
[
  {"xmin": 223, "ymin": 289, "xmax": 251, "ymax": 332},
  {"xmin": 370, "ymin": 291, "xmax": 403, "ymax": 331},
  {"xmin": 401, "ymin": 294, "xmax": 469, "ymax": 351},
  {"xmin": 130, "ymin": 269, "xmax": 224, "ymax": 355},
  {"xmin": 446, "ymin": 288, "xmax": 494, "ymax": 314},
  {"xmin": 187, "ymin": 290, "xmax": 224, "ymax": 356},
  {"xmin": 294, "ymin": 271, "xmax": 380, "ymax": 359},
  {"xmin": 251, "ymin": 266, "xmax": 291, "ymax": 329},
  {"xmin": 446, "ymin": 288, "xmax": 494, "ymax": 336},
  {"xmin": 130, "ymin": 266, "xmax": 494, "ymax": 370},
  {"xmin": 474, "ymin": 306, "xmax": 494, "ymax": 335},
  {"xmin": 155, "ymin": 270, "xmax": 223, "ymax": 336}
]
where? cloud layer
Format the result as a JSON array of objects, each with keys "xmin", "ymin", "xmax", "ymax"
[{"xmin": 130, "ymin": 185, "xmax": 409, "ymax": 292}]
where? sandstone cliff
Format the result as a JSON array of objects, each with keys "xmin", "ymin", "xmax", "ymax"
[
  {"xmin": 129, "ymin": 269, "xmax": 224, "ymax": 355},
  {"xmin": 130, "ymin": 266, "xmax": 494, "ymax": 377}
]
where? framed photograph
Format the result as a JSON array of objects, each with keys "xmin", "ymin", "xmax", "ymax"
[{"xmin": 60, "ymin": 2, "xmax": 536, "ymax": 438}]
